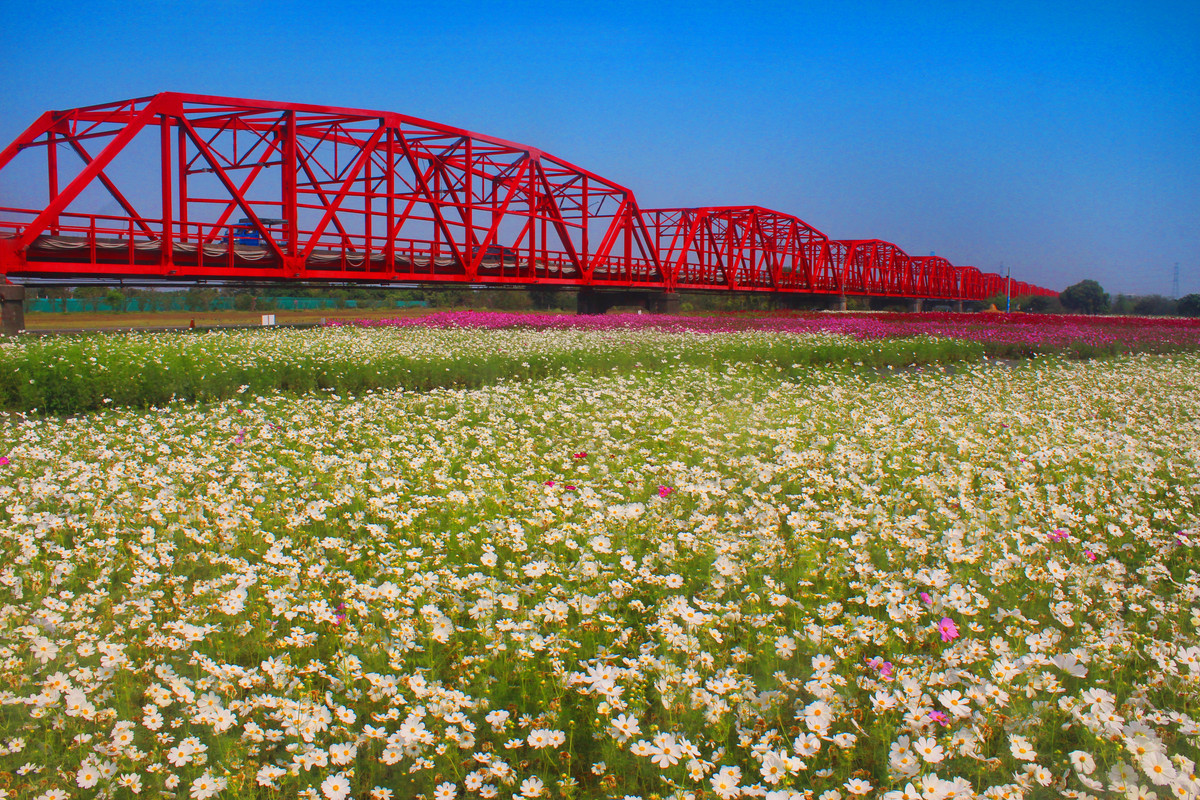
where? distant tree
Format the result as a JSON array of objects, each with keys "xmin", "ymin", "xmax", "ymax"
[
  {"xmin": 1179, "ymin": 294, "xmax": 1200, "ymax": 317},
  {"xmin": 184, "ymin": 286, "xmax": 218, "ymax": 311},
  {"xmin": 75, "ymin": 286, "xmax": 107, "ymax": 312},
  {"xmin": 488, "ymin": 290, "xmax": 532, "ymax": 311},
  {"xmin": 134, "ymin": 289, "xmax": 164, "ymax": 312},
  {"xmin": 41, "ymin": 287, "xmax": 71, "ymax": 313},
  {"xmin": 1005, "ymin": 294, "xmax": 1033, "ymax": 312},
  {"xmin": 1026, "ymin": 295, "xmax": 1063, "ymax": 313},
  {"xmin": 1110, "ymin": 294, "xmax": 1136, "ymax": 315},
  {"xmin": 392, "ymin": 289, "xmax": 425, "ymax": 304},
  {"xmin": 1132, "ymin": 294, "xmax": 1177, "ymax": 317},
  {"xmin": 528, "ymin": 288, "xmax": 560, "ymax": 310},
  {"xmin": 429, "ymin": 289, "xmax": 470, "ymax": 307},
  {"xmin": 105, "ymin": 288, "xmax": 126, "ymax": 312},
  {"xmin": 1060, "ymin": 280, "xmax": 1110, "ymax": 315},
  {"xmin": 980, "ymin": 292, "xmax": 1007, "ymax": 311}
]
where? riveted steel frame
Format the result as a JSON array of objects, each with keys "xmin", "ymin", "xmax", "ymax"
[
  {"xmin": 0, "ymin": 92, "xmax": 1056, "ymax": 299},
  {"xmin": 644, "ymin": 206, "xmax": 828, "ymax": 292}
]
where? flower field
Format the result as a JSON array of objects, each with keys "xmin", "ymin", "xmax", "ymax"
[
  {"xmin": 341, "ymin": 310, "xmax": 1200, "ymax": 358},
  {"xmin": 4, "ymin": 310, "xmax": 1199, "ymax": 415},
  {"xmin": 0, "ymin": 323, "xmax": 1198, "ymax": 800},
  {"xmin": 0, "ymin": 326, "xmax": 984, "ymax": 415}
]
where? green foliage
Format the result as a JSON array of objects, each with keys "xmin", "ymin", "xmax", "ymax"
[
  {"xmin": 982, "ymin": 292, "xmax": 1006, "ymax": 309},
  {"xmin": 528, "ymin": 288, "xmax": 571, "ymax": 310},
  {"xmin": 0, "ymin": 328, "xmax": 985, "ymax": 414},
  {"xmin": 103, "ymin": 288, "xmax": 126, "ymax": 313},
  {"xmin": 1060, "ymin": 279, "xmax": 1110, "ymax": 315},
  {"xmin": 1179, "ymin": 294, "xmax": 1200, "ymax": 317},
  {"xmin": 184, "ymin": 286, "xmax": 218, "ymax": 311},
  {"xmin": 1111, "ymin": 294, "xmax": 1136, "ymax": 315},
  {"xmin": 1132, "ymin": 294, "xmax": 1178, "ymax": 317},
  {"xmin": 1025, "ymin": 294, "xmax": 1062, "ymax": 313},
  {"xmin": 678, "ymin": 292, "xmax": 776, "ymax": 312}
]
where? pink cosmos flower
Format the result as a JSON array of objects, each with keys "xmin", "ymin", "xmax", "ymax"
[
  {"xmin": 564, "ymin": 485, "xmax": 576, "ymax": 491},
  {"xmin": 657, "ymin": 485, "xmax": 674, "ymax": 498},
  {"xmin": 572, "ymin": 452, "xmax": 587, "ymax": 459},
  {"xmin": 938, "ymin": 617, "xmax": 959, "ymax": 642},
  {"xmin": 1084, "ymin": 549, "xmax": 1096, "ymax": 562},
  {"xmin": 0, "ymin": 456, "xmax": 8, "ymax": 466},
  {"xmin": 866, "ymin": 657, "xmax": 894, "ymax": 680},
  {"xmin": 928, "ymin": 711, "xmax": 950, "ymax": 727},
  {"xmin": 544, "ymin": 480, "xmax": 555, "ymax": 486},
  {"xmin": 1048, "ymin": 529, "xmax": 1068, "ymax": 542},
  {"xmin": 919, "ymin": 592, "xmax": 932, "ymax": 605}
]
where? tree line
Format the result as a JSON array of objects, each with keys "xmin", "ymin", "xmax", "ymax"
[{"xmin": 1052, "ymin": 279, "xmax": 1200, "ymax": 317}]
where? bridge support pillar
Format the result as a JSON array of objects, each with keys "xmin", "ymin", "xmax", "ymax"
[
  {"xmin": 908, "ymin": 298, "xmax": 924, "ymax": 312},
  {"xmin": 1, "ymin": 284, "xmax": 24, "ymax": 336},
  {"xmin": 832, "ymin": 294, "xmax": 848, "ymax": 312},
  {"xmin": 954, "ymin": 300, "xmax": 964, "ymax": 313}
]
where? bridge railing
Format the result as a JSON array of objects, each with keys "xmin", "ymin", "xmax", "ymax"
[{"xmin": 0, "ymin": 206, "xmax": 671, "ymax": 286}]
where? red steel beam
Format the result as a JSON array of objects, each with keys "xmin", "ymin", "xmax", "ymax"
[{"xmin": 0, "ymin": 92, "xmax": 1056, "ymax": 298}]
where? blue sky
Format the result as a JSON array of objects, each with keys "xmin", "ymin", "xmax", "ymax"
[{"xmin": 1, "ymin": 0, "xmax": 1196, "ymax": 294}]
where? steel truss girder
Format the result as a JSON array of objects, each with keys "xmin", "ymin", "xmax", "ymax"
[{"xmin": 0, "ymin": 92, "xmax": 1056, "ymax": 299}]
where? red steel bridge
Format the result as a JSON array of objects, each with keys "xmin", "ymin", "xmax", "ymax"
[{"xmin": 0, "ymin": 92, "xmax": 1053, "ymax": 313}]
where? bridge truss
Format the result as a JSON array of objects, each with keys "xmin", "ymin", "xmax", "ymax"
[{"xmin": 0, "ymin": 93, "xmax": 1052, "ymax": 301}]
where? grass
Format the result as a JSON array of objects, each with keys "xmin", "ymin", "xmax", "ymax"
[{"xmin": 0, "ymin": 326, "xmax": 985, "ymax": 414}]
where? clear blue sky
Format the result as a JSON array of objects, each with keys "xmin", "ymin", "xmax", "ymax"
[{"xmin": 1, "ymin": 0, "xmax": 1196, "ymax": 294}]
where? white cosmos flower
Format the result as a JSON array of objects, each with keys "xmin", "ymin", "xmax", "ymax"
[
  {"xmin": 321, "ymin": 772, "xmax": 352, "ymax": 800},
  {"xmin": 1070, "ymin": 749, "xmax": 1096, "ymax": 774},
  {"xmin": 519, "ymin": 776, "xmax": 544, "ymax": 798},
  {"xmin": 1010, "ymin": 735, "xmax": 1037, "ymax": 761},
  {"xmin": 611, "ymin": 713, "xmax": 640, "ymax": 741},
  {"xmin": 1142, "ymin": 752, "xmax": 1177, "ymax": 786},
  {"xmin": 914, "ymin": 736, "xmax": 944, "ymax": 764},
  {"xmin": 775, "ymin": 635, "xmax": 797, "ymax": 658}
]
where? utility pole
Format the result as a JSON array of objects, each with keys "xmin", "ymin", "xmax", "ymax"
[{"xmin": 1003, "ymin": 262, "xmax": 1011, "ymax": 313}]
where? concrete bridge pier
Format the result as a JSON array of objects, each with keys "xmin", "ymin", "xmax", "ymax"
[
  {"xmin": 1, "ymin": 284, "xmax": 24, "ymax": 335},
  {"xmin": 908, "ymin": 298, "xmax": 924, "ymax": 312},
  {"xmin": 954, "ymin": 300, "xmax": 964, "ymax": 313},
  {"xmin": 832, "ymin": 294, "xmax": 848, "ymax": 311}
]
